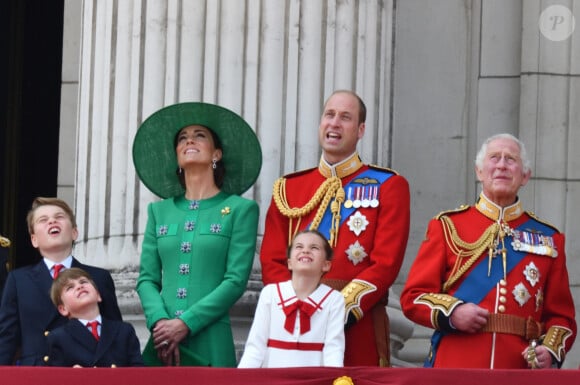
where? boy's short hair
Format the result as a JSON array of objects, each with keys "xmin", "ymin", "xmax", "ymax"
[
  {"xmin": 286, "ymin": 229, "xmax": 333, "ymax": 261},
  {"xmin": 50, "ymin": 267, "xmax": 98, "ymax": 308},
  {"xmin": 26, "ymin": 197, "xmax": 77, "ymax": 235}
]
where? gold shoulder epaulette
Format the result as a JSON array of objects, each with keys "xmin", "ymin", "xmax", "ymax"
[
  {"xmin": 526, "ymin": 211, "xmax": 561, "ymax": 233},
  {"xmin": 368, "ymin": 164, "xmax": 399, "ymax": 175},
  {"xmin": 435, "ymin": 205, "xmax": 470, "ymax": 220}
]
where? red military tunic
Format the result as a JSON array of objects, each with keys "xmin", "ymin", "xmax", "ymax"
[
  {"xmin": 260, "ymin": 152, "xmax": 410, "ymax": 366},
  {"xmin": 400, "ymin": 193, "xmax": 576, "ymax": 368}
]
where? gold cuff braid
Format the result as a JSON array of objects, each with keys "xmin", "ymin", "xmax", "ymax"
[
  {"xmin": 341, "ymin": 280, "xmax": 377, "ymax": 322},
  {"xmin": 541, "ymin": 326, "xmax": 573, "ymax": 362},
  {"xmin": 414, "ymin": 293, "xmax": 463, "ymax": 328}
]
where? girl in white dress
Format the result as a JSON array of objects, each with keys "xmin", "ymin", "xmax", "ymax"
[{"xmin": 238, "ymin": 230, "xmax": 345, "ymax": 368}]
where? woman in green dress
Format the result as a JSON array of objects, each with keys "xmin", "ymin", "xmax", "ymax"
[{"xmin": 132, "ymin": 102, "xmax": 262, "ymax": 367}]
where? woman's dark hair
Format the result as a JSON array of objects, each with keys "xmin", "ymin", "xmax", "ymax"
[{"xmin": 174, "ymin": 126, "xmax": 226, "ymax": 189}]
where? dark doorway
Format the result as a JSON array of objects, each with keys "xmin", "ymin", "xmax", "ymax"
[{"xmin": 0, "ymin": 0, "xmax": 65, "ymax": 269}]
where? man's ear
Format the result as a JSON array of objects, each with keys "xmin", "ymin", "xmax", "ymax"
[
  {"xmin": 57, "ymin": 304, "xmax": 69, "ymax": 317},
  {"xmin": 71, "ymin": 227, "xmax": 79, "ymax": 242},
  {"xmin": 475, "ymin": 165, "xmax": 484, "ymax": 183},
  {"xmin": 357, "ymin": 122, "xmax": 366, "ymax": 140},
  {"xmin": 521, "ymin": 169, "xmax": 532, "ymax": 187}
]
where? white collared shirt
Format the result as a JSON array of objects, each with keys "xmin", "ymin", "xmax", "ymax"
[{"xmin": 44, "ymin": 255, "xmax": 73, "ymax": 276}]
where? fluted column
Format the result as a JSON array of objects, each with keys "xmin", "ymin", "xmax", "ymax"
[
  {"xmin": 76, "ymin": 0, "xmax": 143, "ymax": 270},
  {"xmin": 519, "ymin": 1, "xmax": 579, "ymax": 239},
  {"xmin": 519, "ymin": 1, "xmax": 580, "ymax": 367}
]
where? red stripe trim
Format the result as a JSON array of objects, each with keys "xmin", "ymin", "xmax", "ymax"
[{"xmin": 267, "ymin": 339, "xmax": 324, "ymax": 351}]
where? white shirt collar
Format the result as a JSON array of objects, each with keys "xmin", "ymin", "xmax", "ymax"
[{"xmin": 44, "ymin": 255, "xmax": 73, "ymax": 272}]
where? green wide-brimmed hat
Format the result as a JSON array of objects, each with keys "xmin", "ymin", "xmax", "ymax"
[{"xmin": 132, "ymin": 102, "xmax": 262, "ymax": 198}]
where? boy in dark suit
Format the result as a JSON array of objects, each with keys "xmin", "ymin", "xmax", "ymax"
[
  {"xmin": 47, "ymin": 268, "xmax": 143, "ymax": 367},
  {"xmin": 0, "ymin": 197, "xmax": 122, "ymax": 365}
]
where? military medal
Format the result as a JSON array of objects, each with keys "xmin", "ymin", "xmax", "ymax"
[
  {"xmin": 361, "ymin": 186, "xmax": 371, "ymax": 208},
  {"xmin": 511, "ymin": 229, "xmax": 557, "ymax": 257},
  {"xmin": 353, "ymin": 187, "xmax": 362, "ymax": 208},
  {"xmin": 344, "ymin": 187, "xmax": 353, "ymax": 208},
  {"xmin": 535, "ymin": 288, "xmax": 544, "ymax": 312},
  {"xmin": 370, "ymin": 186, "xmax": 379, "ymax": 208}
]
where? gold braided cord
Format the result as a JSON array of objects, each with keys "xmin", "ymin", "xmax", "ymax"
[
  {"xmin": 329, "ymin": 187, "xmax": 345, "ymax": 247},
  {"xmin": 273, "ymin": 176, "xmax": 344, "ymax": 246},
  {"xmin": 440, "ymin": 215, "xmax": 499, "ymax": 292}
]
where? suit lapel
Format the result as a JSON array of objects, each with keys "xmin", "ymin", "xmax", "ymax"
[
  {"xmin": 29, "ymin": 261, "xmax": 62, "ymax": 326},
  {"xmin": 67, "ymin": 319, "xmax": 98, "ymax": 346},
  {"xmin": 71, "ymin": 257, "xmax": 83, "ymax": 269},
  {"xmin": 93, "ymin": 319, "xmax": 119, "ymax": 363}
]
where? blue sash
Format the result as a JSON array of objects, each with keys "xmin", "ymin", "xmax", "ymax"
[
  {"xmin": 425, "ymin": 217, "xmax": 556, "ymax": 367},
  {"xmin": 313, "ymin": 168, "xmax": 394, "ymax": 239}
]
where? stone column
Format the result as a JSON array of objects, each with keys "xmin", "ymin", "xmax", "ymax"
[{"xmin": 520, "ymin": 1, "xmax": 579, "ymax": 368}]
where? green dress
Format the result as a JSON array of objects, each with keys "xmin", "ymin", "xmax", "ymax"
[{"xmin": 137, "ymin": 192, "xmax": 259, "ymax": 367}]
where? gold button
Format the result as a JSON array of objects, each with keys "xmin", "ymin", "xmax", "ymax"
[
  {"xmin": 111, "ymin": 364, "xmax": 117, "ymax": 368},
  {"xmin": 499, "ymin": 279, "xmax": 507, "ymax": 286},
  {"xmin": 44, "ymin": 331, "xmax": 49, "ymax": 337},
  {"xmin": 498, "ymin": 305, "xmax": 506, "ymax": 312},
  {"xmin": 43, "ymin": 356, "xmax": 49, "ymax": 362},
  {"xmin": 499, "ymin": 296, "xmax": 506, "ymax": 304},
  {"xmin": 499, "ymin": 288, "xmax": 507, "ymax": 295}
]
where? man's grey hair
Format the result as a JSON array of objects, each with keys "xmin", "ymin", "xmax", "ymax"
[{"xmin": 474, "ymin": 133, "xmax": 531, "ymax": 174}]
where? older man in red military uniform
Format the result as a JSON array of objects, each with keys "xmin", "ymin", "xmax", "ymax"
[
  {"xmin": 260, "ymin": 90, "xmax": 410, "ymax": 366},
  {"xmin": 400, "ymin": 133, "xmax": 576, "ymax": 369}
]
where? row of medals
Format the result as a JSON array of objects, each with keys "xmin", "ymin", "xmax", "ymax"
[{"xmin": 343, "ymin": 186, "xmax": 379, "ymax": 209}]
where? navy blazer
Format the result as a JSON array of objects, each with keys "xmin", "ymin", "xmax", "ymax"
[
  {"xmin": 0, "ymin": 246, "xmax": 8, "ymax": 301},
  {"xmin": 46, "ymin": 318, "xmax": 143, "ymax": 367},
  {"xmin": 0, "ymin": 258, "xmax": 122, "ymax": 365}
]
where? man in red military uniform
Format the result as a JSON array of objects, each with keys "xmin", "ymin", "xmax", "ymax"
[
  {"xmin": 260, "ymin": 90, "xmax": 410, "ymax": 366},
  {"xmin": 400, "ymin": 133, "xmax": 576, "ymax": 369}
]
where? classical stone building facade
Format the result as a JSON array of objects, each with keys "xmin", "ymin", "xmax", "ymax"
[{"xmin": 57, "ymin": 0, "xmax": 579, "ymax": 367}]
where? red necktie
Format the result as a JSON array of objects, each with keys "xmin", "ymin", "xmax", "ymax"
[
  {"xmin": 52, "ymin": 264, "xmax": 64, "ymax": 279},
  {"xmin": 87, "ymin": 321, "xmax": 100, "ymax": 341},
  {"xmin": 283, "ymin": 300, "xmax": 318, "ymax": 335}
]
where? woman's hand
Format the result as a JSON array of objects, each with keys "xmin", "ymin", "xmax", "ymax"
[{"xmin": 152, "ymin": 318, "xmax": 189, "ymax": 366}]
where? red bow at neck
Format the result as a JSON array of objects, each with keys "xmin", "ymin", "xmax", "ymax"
[{"xmin": 283, "ymin": 300, "xmax": 318, "ymax": 335}]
